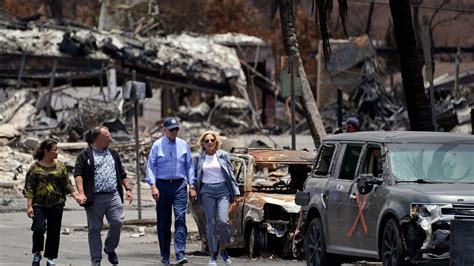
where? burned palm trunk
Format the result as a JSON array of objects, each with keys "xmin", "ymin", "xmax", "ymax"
[
  {"xmin": 278, "ymin": 0, "xmax": 326, "ymax": 147},
  {"xmin": 389, "ymin": 0, "xmax": 434, "ymax": 131}
]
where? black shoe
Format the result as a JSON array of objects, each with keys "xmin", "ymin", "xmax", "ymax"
[{"xmin": 104, "ymin": 248, "xmax": 119, "ymax": 264}]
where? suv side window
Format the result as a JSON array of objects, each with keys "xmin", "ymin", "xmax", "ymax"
[
  {"xmin": 361, "ymin": 145, "xmax": 382, "ymax": 177},
  {"xmin": 313, "ymin": 143, "xmax": 336, "ymax": 177},
  {"xmin": 338, "ymin": 144, "xmax": 363, "ymax": 180}
]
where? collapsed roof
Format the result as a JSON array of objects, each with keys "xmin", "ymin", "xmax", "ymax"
[{"xmin": 0, "ymin": 13, "xmax": 252, "ymax": 94}]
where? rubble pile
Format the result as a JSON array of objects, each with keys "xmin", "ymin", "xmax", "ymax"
[{"xmin": 320, "ymin": 59, "xmax": 473, "ymax": 133}]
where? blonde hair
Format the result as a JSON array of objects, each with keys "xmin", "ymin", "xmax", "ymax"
[{"xmin": 197, "ymin": 130, "xmax": 222, "ymax": 151}]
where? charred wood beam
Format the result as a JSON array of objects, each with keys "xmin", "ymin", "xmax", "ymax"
[
  {"xmin": 231, "ymin": 44, "xmax": 273, "ymax": 65},
  {"xmin": 117, "ymin": 65, "xmax": 231, "ymax": 95},
  {"xmin": 253, "ymin": 77, "xmax": 304, "ymax": 114},
  {"xmin": 376, "ymin": 47, "xmax": 474, "ymax": 55},
  {"xmin": 46, "ymin": 59, "xmax": 58, "ymax": 116},
  {"xmin": 239, "ymin": 59, "xmax": 278, "ymax": 93},
  {"xmin": 0, "ymin": 54, "xmax": 232, "ymax": 93},
  {"xmin": 0, "ymin": 54, "xmax": 107, "ymax": 87},
  {"xmin": 16, "ymin": 52, "xmax": 27, "ymax": 89}
]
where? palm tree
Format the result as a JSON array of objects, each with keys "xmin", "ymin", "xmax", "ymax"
[
  {"xmin": 311, "ymin": 0, "xmax": 434, "ymax": 131},
  {"xmin": 275, "ymin": 0, "xmax": 327, "ymax": 148}
]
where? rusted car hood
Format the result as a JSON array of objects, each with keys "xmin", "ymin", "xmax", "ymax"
[
  {"xmin": 248, "ymin": 149, "xmax": 315, "ymax": 164},
  {"xmin": 259, "ymin": 194, "xmax": 300, "ymax": 213}
]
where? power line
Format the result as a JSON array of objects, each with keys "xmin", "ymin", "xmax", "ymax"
[{"xmin": 348, "ymin": 0, "xmax": 474, "ymax": 13}]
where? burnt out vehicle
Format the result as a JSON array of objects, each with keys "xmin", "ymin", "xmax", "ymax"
[
  {"xmin": 190, "ymin": 148, "xmax": 315, "ymax": 258},
  {"xmin": 295, "ymin": 131, "xmax": 474, "ymax": 265}
]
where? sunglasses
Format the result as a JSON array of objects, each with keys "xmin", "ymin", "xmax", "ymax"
[
  {"xmin": 204, "ymin": 139, "xmax": 215, "ymax": 144},
  {"xmin": 169, "ymin": 128, "xmax": 179, "ymax": 132}
]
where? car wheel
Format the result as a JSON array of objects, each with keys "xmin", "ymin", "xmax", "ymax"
[
  {"xmin": 305, "ymin": 218, "xmax": 334, "ymax": 266},
  {"xmin": 246, "ymin": 225, "xmax": 265, "ymax": 258},
  {"xmin": 382, "ymin": 219, "xmax": 406, "ymax": 266}
]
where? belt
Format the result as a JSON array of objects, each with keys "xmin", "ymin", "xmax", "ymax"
[
  {"xmin": 156, "ymin": 178, "xmax": 184, "ymax": 184},
  {"xmin": 95, "ymin": 190, "xmax": 116, "ymax": 194}
]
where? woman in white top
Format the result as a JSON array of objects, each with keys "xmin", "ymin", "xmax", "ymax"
[{"xmin": 192, "ymin": 130, "xmax": 240, "ymax": 265}]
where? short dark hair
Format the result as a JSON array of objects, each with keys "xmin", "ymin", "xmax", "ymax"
[
  {"xmin": 91, "ymin": 126, "xmax": 108, "ymax": 143},
  {"xmin": 33, "ymin": 138, "xmax": 58, "ymax": 161}
]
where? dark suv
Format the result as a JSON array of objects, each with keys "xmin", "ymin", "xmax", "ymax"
[{"xmin": 295, "ymin": 131, "xmax": 474, "ymax": 265}]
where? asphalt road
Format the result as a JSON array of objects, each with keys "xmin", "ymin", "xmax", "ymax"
[{"xmin": 0, "ymin": 207, "xmax": 305, "ymax": 265}]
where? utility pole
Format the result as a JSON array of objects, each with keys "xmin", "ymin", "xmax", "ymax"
[
  {"xmin": 132, "ymin": 70, "xmax": 142, "ymax": 220},
  {"xmin": 124, "ymin": 73, "xmax": 146, "ymax": 220},
  {"xmin": 288, "ymin": 56, "xmax": 298, "ymax": 150},
  {"xmin": 280, "ymin": 55, "xmax": 301, "ymax": 150}
]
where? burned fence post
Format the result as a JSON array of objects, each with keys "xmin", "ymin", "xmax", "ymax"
[
  {"xmin": 454, "ymin": 47, "xmax": 461, "ymax": 98},
  {"xmin": 337, "ymin": 88, "xmax": 343, "ymax": 128},
  {"xmin": 46, "ymin": 59, "xmax": 58, "ymax": 117},
  {"xmin": 16, "ymin": 52, "xmax": 26, "ymax": 89},
  {"xmin": 99, "ymin": 63, "xmax": 107, "ymax": 102},
  {"xmin": 471, "ymin": 108, "xmax": 474, "ymax": 135},
  {"xmin": 290, "ymin": 56, "xmax": 296, "ymax": 150}
]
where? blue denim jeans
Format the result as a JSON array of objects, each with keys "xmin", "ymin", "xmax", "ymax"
[
  {"xmin": 155, "ymin": 179, "xmax": 188, "ymax": 261},
  {"xmin": 200, "ymin": 182, "xmax": 231, "ymax": 253}
]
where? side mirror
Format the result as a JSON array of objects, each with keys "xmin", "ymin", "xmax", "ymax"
[
  {"xmin": 295, "ymin": 191, "xmax": 310, "ymax": 206},
  {"xmin": 356, "ymin": 174, "xmax": 383, "ymax": 195}
]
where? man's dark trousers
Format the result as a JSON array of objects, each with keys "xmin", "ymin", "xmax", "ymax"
[{"xmin": 155, "ymin": 179, "xmax": 188, "ymax": 262}]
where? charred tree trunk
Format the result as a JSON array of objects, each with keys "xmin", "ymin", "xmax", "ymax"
[
  {"xmin": 44, "ymin": 0, "xmax": 63, "ymax": 19},
  {"xmin": 278, "ymin": 0, "xmax": 326, "ymax": 147},
  {"xmin": 389, "ymin": 0, "xmax": 434, "ymax": 131},
  {"xmin": 365, "ymin": 2, "xmax": 375, "ymax": 35}
]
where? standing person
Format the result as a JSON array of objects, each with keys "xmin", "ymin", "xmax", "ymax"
[
  {"xmin": 74, "ymin": 126, "xmax": 133, "ymax": 266},
  {"xmin": 192, "ymin": 130, "xmax": 240, "ymax": 265},
  {"xmin": 146, "ymin": 117, "xmax": 194, "ymax": 265},
  {"xmin": 23, "ymin": 138, "xmax": 79, "ymax": 266}
]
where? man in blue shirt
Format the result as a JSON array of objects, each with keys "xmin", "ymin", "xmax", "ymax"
[{"xmin": 146, "ymin": 117, "xmax": 195, "ymax": 265}]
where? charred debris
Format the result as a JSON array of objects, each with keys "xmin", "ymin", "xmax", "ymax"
[{"xmin": 0, "ymin": 10, "xmax": 473, "ymax": 197}]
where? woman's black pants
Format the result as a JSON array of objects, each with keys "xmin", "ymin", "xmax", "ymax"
[{"xmin": 31, "ymin": 204, "xmax": 64, "ymax": 259}]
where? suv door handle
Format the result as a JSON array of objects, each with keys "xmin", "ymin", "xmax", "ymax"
[
  {"xmin": 320, "ymin": 193, "xmax": 327, "ymax": 209},
  {"xmin": 349, "ymin": 193, "xmax": 357, "ymax": 200}
]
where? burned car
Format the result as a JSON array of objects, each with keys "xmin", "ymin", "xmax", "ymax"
[
  {"xmin": 190, "ymin": 148, "xmax": 315, "ymax": 257},
  {"xmin": 296, "ymin": 131, "xmax": 474, "ymax": 265}
]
